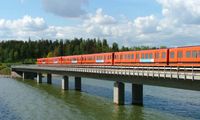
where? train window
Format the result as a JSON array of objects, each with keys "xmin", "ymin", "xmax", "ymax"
[
  {"xmin": 131, "ymin": 54, "xmax": 134, "ymax": 59},
  {"xmin": 199, "ymin": 51, "xmax": 200, "ymax": 58},
  {"xmin": 162, "ymin": 52, "xmax": 166, "ymax": 58},
  {"xmin": 186, "ymin": 51, "xmax": 191, "ymax": 58},
  {"xmin": 170, "ymin": 52, "xmax": 174, "ymax": 58},
  {"xmin": 145, "ymin": 53, "xmax": 148, "ymax": 59},
  {"xmin": 155, "ymin": 53, "xmax": 159, "ymax": 59},
  {"xmin": 149, "ymin": 53, "xmax": 153, "ymax": 59},
  {"xmin": 128, "ymin": 54, "xmax": 131, "ymax": 59},
  {"xmin": 136, "ymin": 54, "xmax": 139, "ymax": 59},
  {"xmin": 192, "ymin": 51, "xmax": 197, "ymax": 58},
  {"xmin": 120, "ymin": 55, "xmax": 123, "ymax": 59},
  {"xmin": 178, "ymin": 51, "xmax": 183, "ymax": 58},
  {"xmin": 142, "ymin": 54, "xmax": 145, "ymax": 59}
]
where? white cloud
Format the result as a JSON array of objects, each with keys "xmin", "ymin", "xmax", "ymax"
[
  {"xmin": 0, "ymin": 16, "xmax": 48, "ymax": 39},
  {"xmin": 1, "ymin": 0, "xmax": 200, "ymax": 47},
  {"xmin": 42, "ymin": 0, "xmax": 88, "ymax": 18},
  {"xmin": 85, "ymin": 8, "xmax": 117, "ymax": 25},
  {"xmin": 157, "ymin": 0, "xmax": 200, "ymax": 24},
  {"xmin": 0, "ymin": 16, "xmax": 47, "ymax": 31},
  {"xmin": 133, "ymin": 15, "xmax": 159, "ymax": 34},
  {"xmin": 83, "ymin": 9, "xmax": 134, "ymax": 40}
]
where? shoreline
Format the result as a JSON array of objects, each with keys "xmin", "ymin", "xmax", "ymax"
[{"xmin": 0, "ymin": 74, "xmax": 10, "ymax": 78}]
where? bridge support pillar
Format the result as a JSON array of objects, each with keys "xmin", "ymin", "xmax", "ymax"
[
  {"xmin": 62, "ymin": 76, "xmax": 69, "ymax": 90},
  {"xmin": 75, "ymin": 77, "xmax": 81, "ymax": 91},
  {"xmin": 132, "ymin": 84, "xmax": 143, "ymax": 105},
  {"xmin": 37, "ymin": 73, "xmax": 42, "ymax": 83},
  {"xmin": 47, "ymin": 74, "xmax": 52, "ymax": 84},
  {"xmin": 22, "ymin": 72, "xmax": 28, "ymax": 80},
  {"xmin": 113, "ymin": 82, "xmax": 124, "ymax": 105}
]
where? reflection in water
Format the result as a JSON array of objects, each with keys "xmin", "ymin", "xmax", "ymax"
[
  {"xmin": 112, "ymin": 105, "xmax": 144, "ymax": 120},
  {"xmin": 0, "ymin": 77, "xmax": 199, "ymax": 120}
]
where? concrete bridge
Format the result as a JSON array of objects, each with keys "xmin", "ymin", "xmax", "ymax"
[{"xmin": 11, "ymin": 65, "xmax": 200, "ymax": 105}]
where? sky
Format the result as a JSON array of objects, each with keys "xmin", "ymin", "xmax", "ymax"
[{"xmin": 0, "ymin": 0, "xmax": 200, "ymax": 47}]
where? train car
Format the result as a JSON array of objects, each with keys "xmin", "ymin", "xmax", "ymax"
[
  {"xmin": 62, "ymin": 55, "xmax": 82, "ymax": 65},
  {"xmin": 114, "ymin": 49, "xmax": 168, "ymax": 66},
  {"xmin": 81, "ymin": 52, "xmax": 114, "ymax": 65},
  {"xmin": 37, "ymin": 45, "xmax": 200, "ymax": 67},
  {"xmin": 42, "ymin": 57, "xmax": 62, "ymax": 65},
  {"xmin": 168, "ymin": 46, "xmax": 200, "ymax": 66},
  {"xmin": 37, "ymin": 58, "xmax": 46, "ymax": 65}
]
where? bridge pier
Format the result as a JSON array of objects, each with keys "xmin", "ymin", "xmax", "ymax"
[
  {"xmin": 113, "ymin": 82, "xmax": 124, "ymax": 105},
  {"xmin": 22, "ymin": 72, "xmax": 35, "ymax": 80},
  {"xmin": 62, "ymin": 76, "xmax": 69, "ymax": 90},
  {"xmin": 47, "ymin": 74, "xmax": 52, "ymax": 84},
  {"xmin": 75, "ymin": 77, "xmax": 81, "ymax": 91},
  {"xmin": 22, "ymin": 72, "xmax": 29, "ymax": 80},
  {"xmin": 132, "ymin": 84, "xmax": 143, "ymax": 105},
  {"xmin": 37, "ymin": 73, "xmax": 42, "ymax": 83}
]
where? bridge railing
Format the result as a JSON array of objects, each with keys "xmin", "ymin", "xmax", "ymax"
[{"xmin": 12, "ymin": 65, "xmax": 200, "ymax": 81}]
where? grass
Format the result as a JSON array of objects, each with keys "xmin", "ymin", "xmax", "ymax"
[{"xmin": 0, "ymin": 63, "xmax": 22, "ymax": 75}]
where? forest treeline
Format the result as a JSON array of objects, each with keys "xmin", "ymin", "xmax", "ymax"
[{"xmin": 0, "ymin": 38, "xmax": 166, "ymax": 63}]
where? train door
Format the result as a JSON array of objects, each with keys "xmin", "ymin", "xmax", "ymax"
[
  {"xmin": 112, "ymin": 52, "xmax": 115, "ymax": 65},
  {"xmin": 167, "ymin": 49, "xmax": 169, "ymax": 65}
]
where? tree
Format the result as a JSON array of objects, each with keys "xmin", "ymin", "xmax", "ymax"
[
  {"xmin": 14, "ymin": 51, "xmax": 19, "ymax": 61},
  {"xmin": 112, "ymin": 42, "xmax": 119, "ymax": 52},
  {"xmin": 0, "ymin": 39, "xmax": 160, "ymax": 63},
  {"xmin": 47, "ymin": 52, "xmax": 54, "ymax": 58},
  {"xmin": 102, "ymin": 39, "xmax": 109, "ymax": 52}
]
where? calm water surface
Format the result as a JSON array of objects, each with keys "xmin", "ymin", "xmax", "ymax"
[{"xmin": 0, "ymin": 76, "xmax": 199, "ymax": 120}]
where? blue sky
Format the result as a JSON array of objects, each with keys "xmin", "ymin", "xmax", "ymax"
[
  {"xmin": 0, "ymin": 0, "xmax": 161, "ymax": 25},
  {"xmin": 0, "ymin": 0, "xmax": 199, "ymax": 47}
]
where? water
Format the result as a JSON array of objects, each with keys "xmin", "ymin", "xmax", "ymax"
[{"xmin": 0, "ymin": 76, "xmax": 199, "ymax": 120}]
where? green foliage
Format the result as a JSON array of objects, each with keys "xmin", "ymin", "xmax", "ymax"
[
  {"xmin": 112, "ymin": 42, "xmax": 119, "ymax": 52},
  {"xmin": 0, "ymin": 67, "xmax": 10, "ymax": 75},
  {"xmin": 47, "ymin": 52, "xmax": 54, "ymax": 58},
  {"xmin": 0, "ymin": 39, "xmax": 164, "ymax": 64}
]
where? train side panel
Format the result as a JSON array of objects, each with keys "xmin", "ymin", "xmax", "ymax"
[
  {"xmin": 45, "ymin": 57, "xmax": 62, "ymax": 64},
  {"xmin": 62, "ymin": 55, "xmax": 82, "ymax": 65},
  {"xmin": 169, "ymin": 46, "xmax": 200, "ymax": 66},
  {"xmin": 81, "ymin": 53, "xmax": 113, "ymax": 65},
  {"xmin": 114, "ymin": 49, "xmax": 168, "ymax": 66}
]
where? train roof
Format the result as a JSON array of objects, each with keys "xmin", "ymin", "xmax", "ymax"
[
  {"xmin": 116, "ymin": 45, "xmax": 200, "ymax": 53},
  {"xmin": 168, "ymin": 45, "xmax": 200, "ymax": 49}
]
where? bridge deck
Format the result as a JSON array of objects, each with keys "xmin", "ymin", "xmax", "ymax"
[{"xmin": 11, "ymin": 65, "xmax": 200, "ymax": 91}]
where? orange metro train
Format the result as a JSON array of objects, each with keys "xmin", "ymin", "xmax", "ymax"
[{"xmin": 37, "ymin": 45, "xmax": 200, "ymax": 67}]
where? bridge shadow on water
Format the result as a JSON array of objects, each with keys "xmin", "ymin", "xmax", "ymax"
[{"xmin": 16, "ymin": 77, "xmax": 200, "ymax": 120}]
